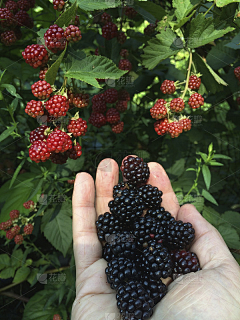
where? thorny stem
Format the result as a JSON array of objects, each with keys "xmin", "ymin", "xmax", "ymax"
[{"xmin": 181, "ymin": 50, "xmax": 192, "ymax": 100}]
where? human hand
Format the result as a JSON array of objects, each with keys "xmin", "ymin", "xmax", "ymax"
[{"xmin": 71, "ymin": 158, "xmax": 240, "ymax": 320}]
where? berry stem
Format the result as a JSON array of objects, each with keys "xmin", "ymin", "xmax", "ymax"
[
  {"xmin": 204, "ymin": 2, "xmax": 215, "ymax": 16},
  {"xmin": 181, "ymin": 50, "xmax": 193, "ymax": 100}
]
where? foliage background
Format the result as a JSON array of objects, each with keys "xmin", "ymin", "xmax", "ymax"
[{"xmin": 0, "ymin": 0, "xmax": 240, "ymax": 319}]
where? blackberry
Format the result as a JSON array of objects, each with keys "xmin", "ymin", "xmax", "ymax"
[
  {"xmin": 44, "ymin": 24, "xmax": 66, "ymax": 53},
  {"xmin": 137, "ymin": 184, "xmax": 162, "ymax": 209},
  {"xmin": 168, "ymin": 120, "xmax": 183, "ymax": 138},
  {"xmin": 66, "ymin": 142, "xmax": 82, "ymax": 160},
  {"xmin": 146, "ymin": 207, "xmax": 174, "ymax": 228},
  {"xmin": 108, "ymin": 188, "xmax": 145, "ymax": 224},
  {"xmin": 102, "ymin": 242, "xmax": 116, "ymax": 262},
  {"xmin": 188, "ymin": 75, "xmax": 201, "ymax": 90},
  {"xmin": 113, "ymin": 182, "xmax": 136, "ymax": 198},
  {"xmin": 102, "ymin": 21, "xmax": 118, "ymax": 40},
  {"xmin": 180, "ymin": 117, "xmax": 191, "ymax": 132},
  {"xmin": 120, "ymin": 156, "xmax": 150, "ymax": 186},
  {"xmin": 50, "ymin": 152, "xmax": 68, "ymax": 164},
  {"xmin": 188, "ymin": 93, "xmax": 204, "ymax": 109},
  {"xmin": 141, "ymin": 276, "xmax": 167, "ymax": 305},
  {"xmin": 15, "ymin": 10, "xmax": 33, "ymax": 28},
  {"xmin": 105, "ymin": 257, "xmax": 139, "ymax": 290},
  {"xmin": 118, "ymin": 59, "xmax": 132, "ymax": 72},
  {"xmin": 117, "ymin": 31, "xmax": 127, "ymax": 44},
  {"xmin": 165, "ymin": 220, "xmax": 195, "ymax": 249},
  {"xmin": 104, "ymin": 88, "xmax": 118, "ymax": 104},
  {"xmin": 115, "ymin": 100, "xmax": 128, "ymax": 113},
  {"xmin": 107, "ymin": 231, "xmax": 138, "ymax": 260},
  {"xmin": 29, "ymin": 125, "xmax": 49, "ymax": 143},
  {"xmin": 150, "ymin": 99, "xmax": 167, "ymax": 120},
  {"xmin": 154, "ymin": 118, "xmax": 169, "ymax": 136},
  {"xmin": 116, "ymin": 281, "xmax": 154, "ymax": 320},
  {"xmin": 171, "ymin": 250, "xmax": 201, "ymax": 279},
  {"xmin": 160, "ymin": 80, "xmax": 175, "ymax": 94},
  {"xmin": 112, "ymin": 121, "xmax": 124, "ymax": 134},
  {"xmin": 1, "ymin": 30, "xmax": 17, "ymax": 46},
  {"xmin": 133, "ymin": 216, "xmax": 165, "ymax": 248},
  {"xmin": 95, "ymin": 212, "xmax": 123, "ymax": 242},
  {"xmin": 106, "ymin": 108, "xmax": 120, "ymax": 124},
  {"xmin": 142, "ymin": 240, "xmax": 173, "ymax": 280},
  {"xmin": 88, "ymin": 112, "xmax": 106, "ymax": 128},
  {"xmin": 170, "ymin": 98, "xmax": 185, "ymax": 112}
]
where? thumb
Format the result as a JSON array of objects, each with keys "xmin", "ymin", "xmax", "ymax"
[{"xmin": 177, "ymin": 204, "xmax": 237, "ymax": 269}]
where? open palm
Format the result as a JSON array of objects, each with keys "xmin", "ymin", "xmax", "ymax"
[{"xmin": 71, "ymin": 158, "xmax": 240, "ymax": 320}]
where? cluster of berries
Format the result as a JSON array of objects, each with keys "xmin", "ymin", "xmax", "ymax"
[
  {"xmin": 0, "ymin": 201, "xmax": 35, "ymax": 245},
  {"xmin": 0, "ymin": 0, "xmax": 35, "ymax": 46},
  {"xmin": 151, "ymin": 75, "xmax": 204, "ymax": 138},
  {"xmin": 89, "ymin": 88, "xmax": 130, "ymax": 133},
  {"xmin": 96, "ymin": 156, "xmax": 201, "ymax": 320}
]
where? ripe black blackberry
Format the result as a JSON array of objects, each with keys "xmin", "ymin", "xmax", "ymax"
[
  {"xmin": 121, "ymin": 156, "xmax": 150, "ymax": 186},
  {"xmin": 95, "ymin": 212, "xmax": 123, "ymax": 242},
  {"xmin": 142, "ymin": 240, "xmax": 173, "ymax": 280},
  {"xmin": 113, "ymin": 181, "xmax": 136, "ymax": 198},
  {"xmin": 171, "ymin": 250, "xmax": 201, "ymax": 279},
  {"xmin": 108, "ymin": 188, "xmax": 145, "ymax": 224},
  {"xmin": 133, "ymin": 216, "xmax": 165, "ymax": 248},
  {"xmin": 165, "ymin": 220, "xmax": 195, "ymax": 249},
  {"xmin": 108, "ymin": 231, "xmax": 138, "ymax": 260},
  {"xmin": 102, "ymin": 242, "xmax": 116, "ymax": 262},
  {"xmin": 137, "ymin": 184, "xmax": 162, "ymax": 209},
  {"xmin": 146, "ymin": 207, "xmax": 175, "ymax": 228},
  {"xmin": 141, "ymin": 275, "xmax": 167, "ymax": 305},
  {"xmin": 105, "ymin": 257, "xmax": 139, "ymax": 290},
  {"xmin": 116, "ymin": 281, "xmax": 154, "ymax": 320}
]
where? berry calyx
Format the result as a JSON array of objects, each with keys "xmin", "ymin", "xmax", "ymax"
[
  {"xmin": 88, "ymin": 112, "xmax": 106, "ymax": 128},
  {"xmin": 29, "ymin": 141, "xmax": 51, "ymax": 163},
  {"xmin": 67, "ymin": 117, "xmax": 87, "ymax": 137},
  {"xmin": 53, "ymin": 0, "xmax": 65, "ymax": 11},
  {"xmin": 66, "ymin": 142, "xmax": 82, "ymax": 159},
  {"xmin": 31, "ymin": 80, "xmax": 53, "ymax": 100},
  {"xmin": 47, "ymin": 130, "xmax": 72, "ymax": 153},
  {"xmin": 30, "ymin": 125, "xmax": 49, "ymax": 143},
  {"xmin": 234, "ymin": 66, "xmax": 240, "ymax": 80},
  {"xmin": 9, "ymin": 210, "xmax": 20, "ymax": 220},
  {"xmin": 44, "ymin": 24, "xmax": 67, "ymax": 53},
  {"xmin": 167, "ymin": 120, "xmax": 183, "ymax": 138},
  {"xmin": 104, "ymin": 88, "xmax": 118, "ymax": 104},
  {"xmin": 118, "ymin": 59, "xmax": 132, "ymax": 72},
  {"xmin": 73, "ymin": 93, "xmax": 89, "ymax": 108},
  {"xmin": 112, "ymin": 121, "xmax": 124, "ymax": 133},
  {"xmin": 0, "ymin": 30, "xmax": 17, "ymax": 46},
  {"xmin": 150, "ymin": 99, "xmax": 167, "ymax": 120},
  {"xmin": 25, "ymin": 100, "xmax": 44, "ymax": 118},
  {"xmin": 102, "ymin": 22, "xmax": 118, "ymax": 40},
  {"xmin": 45, "ymin": 95, "xmax": 69, "ymax": 118},
  {"xmin": 115, "ymin": 100, "xmax": 128, "ymax": 113},
  {"xmin": 14, "ymin": 234, "xmax": 24, "ymax": 245},
  {"xmin": 154, "ymin": 118, "xmax": 169, "ymax": 136},
  {"xmin": 24, "ymin": 224, "xmax": 34, "ymax": 235},
  {"xmin": 22, "ymin": 44, "xmax": 49, "ymax": 68},
  {"xmin": 64, "ymin": 25, "xmax": 82, "ymax": 42},
  {"xmin": 170, "ymin": 98, "xmax": 185, "ymax": 112},
  {"xmin": 188, "ymin": 93, "xmax": 204, "ymax": 109},
  {"xmin": 160, "ymin": 80, "xmax": 176, "ymax": 94},
  {"xmin": 106, "ymin": 108, "xmax": 120, "ymax": 124},
  {"xmin": 188, "ymin": 75, "xmax": 201, "ymax": 90}
]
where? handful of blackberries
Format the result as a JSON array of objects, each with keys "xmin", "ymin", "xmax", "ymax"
[{"xmin": 96, "ymin": 156, "xmax": 201, "ymax": 320}]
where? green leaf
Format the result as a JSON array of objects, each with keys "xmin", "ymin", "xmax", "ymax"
[
  {"xmin": 209, "ymin": 161, "xmax": 224, "ymax": 166},
  {"xmin": 13, "ymin": 266, "xmax": 31, "ymax": 283},
  {"xmin": 202, "ymin": 165, "xmax": 211, "ymax": 190},
  {"xmin": 45, "ymin": 46, "xmax": 67, "ymax": 85},
  {"xmin": 135, "ymin": 1, "xmax": 166, "ymax": 21},
  {"xmin": 64, "ymin": 154, "xmax": 85, "ymax": 172},
  {"xmin": 202, "ymin": 189, "xmax": 218, "ymax": 205},
  {"xmin": 142, "ymin": 29, "xmax": 181, "ymax": 70},
  {"xmin": 196, "ymin": 151, "xmax": 207, "ymax": 162},
  {"xmin": 206, "ymin": 40, "xmax": 237, "ymax": 70},
  {"xmin": 76, "ymin": 0, "xmax": 121, "ymax": 11},
  {"xmin": 0, "ymin": 254, "xmax": 10, "ymax": 270},
  {"xmin": 202, "ymin": 206, "xmax": 221, "ymax": 227},
  {"xmin": 9, "ymin": 98, "xmax": 18, "ymax": 116},
  {"xmin": 173, "ymin": 10, "xmax": 196, "ymax": 30},
  {"xmin": 65, "ymin": 56, "xmax": 127, "ymax": 88},
  {"xmin": 166, "ymin": 158, "xmax": 185, "ymax": 177},
  {"xmin": 42, "ymin": 208, "xmax": 72, "ymax": 257},
  {"xmin": 218, "ymin": 224, "xmax": 240, "ymax": 249},
  {"xmin": 11, "ymin": 249, "xmax": 23, "ymax": 268},
  {"xmin": 173, "ymin": 0, "xmax": 200, "ymax": 21},
  {"xmin": 212, "ymin": 154, "xmax": 231, "ymax": 160},
  {"xmin": 186, "ymin": 14, "xmax": 234, "ymax": 49},
  {"xmin": 55, "ymin": 1, "xmax": 77, "ymax": 27},
  {"xmin": 221, "ymin": 211, "xmax": 240, "ymax": 234},
  {"xmin": 9, "ymin": 160, "xmax": 25, "ymax": 189},
  {"xmin": 27, "ymin": 268, "xmax": 39, "ymax": 285},
  {"xmin": 225, "ymin": 31, "xmax": 240, "ymax": 49},
  {"xmin": 0, "ymin": 126, "xmax": 16, "ymax": 142},
  {"xmin": 0, "ymin": 84, "xmax": 22, "ymax": 99},
  {"xmin": 216, "ymin": 0, "xmax": 240, "ymax": 7},
  {"xmin": 0, "ymin": 267, "xmax": 15, "ymax": 279}
]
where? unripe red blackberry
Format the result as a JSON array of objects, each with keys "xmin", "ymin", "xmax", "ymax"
[
  {"xmin": 31, "ymin": 80, "xmax": 53, "ymax": 100},
  {"xmin": 53, "ymin": 315, "xmax": 61, "ymax": 320},
  {"xmin": 94, "ymin": 48, "xmax": 99, "ymax": 56},
  {"xmin": 53, "ymin": 0, "xmax": 65, "ymax": 11},
  {"xmin": 118, "ymin": 59, "xmax": 132, "ymax": 72},
  {"xmin": 67, "ymin": 179, "xmax": 75, "ymax": 184},
  {"xmin": 120, "ymin": 49, "xmax": 129, "ymax": 58},
  {"xmin": 50, "ymin": 153, "xmax": 68, "ymax": 164},
  {"xmin": 102, "ymin": 22, "xmax": 118, "ymax": 40},
  {"xmin": 188, "ymin": 75, "xmax": 201, "ymax": 90},
  {"xmin": 160, "ymin": 80, "xmax": 175, "ymax": 94},
  {"xmin": 118, "ymin": 89, "xmax": 130, "ymax": 101},
  {"xmin": 15, "ymin": 10, "xmax": 33, "ymax": 28},
  {"xmin": 39, "ymin": 67, "xmax": 48, "ymax": 80},
  {"xmin": 25, "ymin": 100, "xmax": 44, "ymax": 118},
  {"xmin": 9, "ymin": 210, "xmax": 20, "ymax": 220},
  {"xmin": 168, "ymin": 121, "xmax": 183, "ymax": 138},
  {"xmin": 154, "ymin": 118, "xmax": 169, "ymax": 136},
  {"xmin": 64, "ymin": 25, "xmax": 82, "ymax": 42},
  {"xmin": 14, "ymin": 234, "xmax": 24, "ymax": 245},
  {"xmin": 170, "ymin": 98, "xmax": 185, "ymax": 112},
  {"xmin": 234, "ymin": 66, "xmax": 240, "ymax": 80},
  {"xmin": 104, "ymin": 88, "xmax": 118, "ymax": 103},
  {"xmin": 0, "ymin": 219, "xmax": 13, "ymax": 231},
  {"xmin": 44, "ymin": 24, "xmax": 67, "ymax": 53},
  {"xmin": 106, "ymin": 108, "xmax": 120, "ymax": 124},
  {"xmin": 171, "ymin": 250, "xmax": 200, "ymax": 279},
  {"xmin": 45, "ymin": 95, "xmax": 69, "ymax": 118},
  {"xmin": 0, "ymin": 8, "xmax": 15, "ymax": 28},
  {"xmin": 29, "ymin": 140, "xmax": 51, "ymax": 163},
  {"xmin": 73, "ymin": 93, "xmax": 89, "ymax": 108},
  {"xmin": 188, "ymin": 93, "xmax": 204, "ymax": 109},
  {"xmin": 92, "ymin": 100, "xmax": 106, "ymax": 113},
  {"xmin": 124, "ymin": 6, "xmax": 137, "ymax": 18},
  {"xmin": 23, "ymin": 200, "xmax": 35, "ymax": 210},
  {"xmin": 17, "ymin": 0, "xmax": 31, "ymax": 11},
  {"xmin": 179, "ymin": 117, "xmax": 191, "ymax": 132},
  {"xmin": 92, "ymin": 93, "xmax": 105, "ymax": 104},
  {"xmin": 23, "ymin": 224, "xmax": 34, "ymax": 235},
  {"xmin": 88, "ymin": 112, "xmax": 106, "ymax": 128},
  {"xmin": 144, "ymin": 23, "xmax": 156, "ymax": 35},
  {"xmin": 30, "ymin": 125, "xmax": 49, "ymax": 143},
  {"xmin": 10, "ymin": 225, "xmax": 20, "ymax": 236},
  {"xmin": 112, "ymin": 121, "xmax": 124, "ymax": 133},
  {"xmin": 67, "ymin": 118, "xmax": 87, "ymax": 137},
  {"xmin": 66, "ymin": 142, "xmax": 82, "ymax": 159},
  {"xmin": 115, "ymin": 100, "xmax": 128, "ymax": 113},
  {"xmin": 47, "ymin": 129, "xmax": 72, "ymax": 153},
  {"xmin": 150, "ymin": 99, "xmax": 167, "ymax": 120},
  {"xmin": 101, "ymin": 12, "xmax": 111, "ymax": 24},
  {"xmin": 117, "ymin": 31, "xmax": 126, "ymax": 44},
  {"xmin": 6, "ymin": 229, "xmax": 15, "ymax": 240},
  {"xmin": 5, "ymin": 1, "xmax": 18, "ymax": 13},
  {"xmin": 22, "ymin": 44, "xmax": 49, "ymax": 68},
  {"xmin": 0, "ymin": 30, "xmax": 17, "ymax": 46}
]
